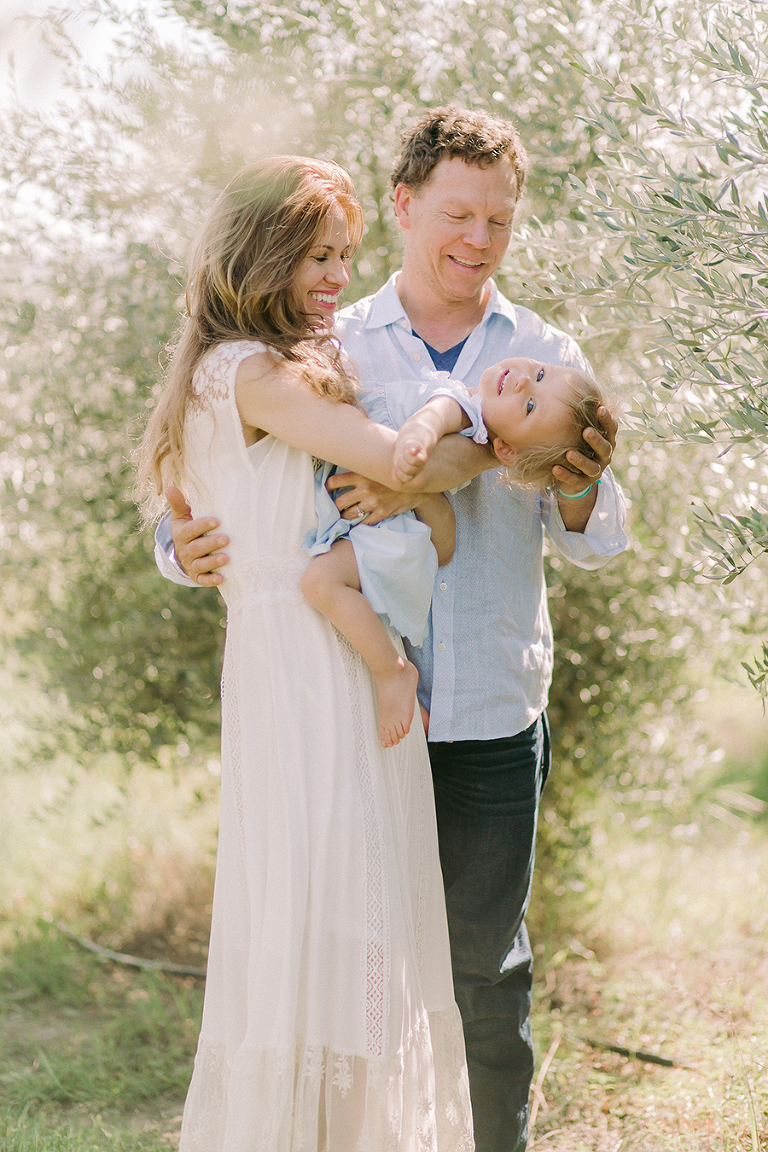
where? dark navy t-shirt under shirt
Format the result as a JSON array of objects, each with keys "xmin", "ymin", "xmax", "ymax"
[{"xmin": 414, "ymin": 334, "xmax": 468, "ymax": 375}]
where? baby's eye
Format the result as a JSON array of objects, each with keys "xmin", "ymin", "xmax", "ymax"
[
  {"xmin": 536, "ymin": 368, "xmax": 545, "ymax": 382},
  {"xmin": 526, "ymin": 398, "xmax": 535, "ymax": 415}
]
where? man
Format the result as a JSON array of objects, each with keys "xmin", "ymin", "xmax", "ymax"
[{"xmin": 157, "ymin": 107, "xmax": 627, "ymax": 1150}]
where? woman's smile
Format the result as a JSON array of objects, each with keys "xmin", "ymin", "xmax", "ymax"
[{"xmin": 295, "ymin": 206, "xmax": 352, "ymax": 326}]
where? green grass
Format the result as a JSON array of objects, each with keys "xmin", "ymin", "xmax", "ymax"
[
  {"xmin": 1, "ymin": 680, "xmax": 766, "ymax": 1150},
  {"xmin": 528, "ymin": 827, "xmax": 768, "ymax": 1151},
  {"xmin": 0, "ymin": 1114, "xmax": 180, "ymax": 1152},
  {"xmin": 529, "ymin": 942, "xmax": 768, "ymax": 1150},
  {"xmin": 0, "ymin": 923, "xmax": 201, "ymax": 1149},
  {"xmin": 4, "ymin": 837, "xmax": 767, "ymax": 1152}
]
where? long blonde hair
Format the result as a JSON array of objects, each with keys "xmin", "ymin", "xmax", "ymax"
[{"xmin": 137, "ymin": 156, "xmax": 364, "ymax": 515}]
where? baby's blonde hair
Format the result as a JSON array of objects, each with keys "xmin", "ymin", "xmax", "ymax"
[
  {"xmin": 504, "ymin": 371, "xmax": 607, "ymax": 491},
  {"xmin": 137, "ymin": 156, "xmax": 363, "ymax": 518}
]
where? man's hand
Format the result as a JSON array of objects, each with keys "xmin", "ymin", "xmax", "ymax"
[
  {"xmin": 551, "ymin": 404, "xmax": 617, "ymax": 494},
  {"xmin": 551, "ymin": 405, "xmax": 618, "ymax": 533},
  {"xmin": 166, "ymin": 486, "xmax": 230, "ymax": 587},
  {"xmin": 326, "ymin": 473, "xmax": 423, "ymax": 526}
]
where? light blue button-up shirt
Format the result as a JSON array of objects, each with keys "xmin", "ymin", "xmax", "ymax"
[
  {"xmin": 335, "ymin": 274, "xmax": 627, "ymax": 742},
  {"xmin": 156, "ymin": 273, "xmax": 627, "ymax": 741}
]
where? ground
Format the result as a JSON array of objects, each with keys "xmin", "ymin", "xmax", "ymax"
[
  {"xmin": 1, "ymin": 685, "xmax": 767, "ymax": 1149},
  {"xmin": 1, "ymin": 826, "xmax": 767, "ymax": 1150}
]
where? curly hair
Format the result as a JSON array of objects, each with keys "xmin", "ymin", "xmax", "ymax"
[
  {"xmin": 390, "ymin": 106, "xmax": 528, "ymax": 198},
  {"xmin": 503, "ymin": 373, "xmax": 608, "ymax": 492},
  {"xmin": 137, "ymin": 156, "xmax": 363, "ymax": 514}
]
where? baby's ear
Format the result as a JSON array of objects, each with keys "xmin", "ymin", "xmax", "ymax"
[{"xmin": 491, "ymin": 436, "xmax": 517, "ymax": 467}]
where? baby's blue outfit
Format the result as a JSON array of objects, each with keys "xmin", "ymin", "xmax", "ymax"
[{"xmin": 303, "ymin": 374, "xmax": 486, "ymax": 646}]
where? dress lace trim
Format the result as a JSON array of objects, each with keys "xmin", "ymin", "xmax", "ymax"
[
  {"xmin": 223, "ymin": 555, "xmax": 309, "ymax": 612},
  {"xmin": 337, "ymin": 632, "xmax": 389, "ymax": 1061},
  {"xmin": 192, "ymin": 340, "xmax": 268, "ymax": 407},
  {"xmin": 179, "ymin": 1009, "xmax": 474, "ymax": 1151}
]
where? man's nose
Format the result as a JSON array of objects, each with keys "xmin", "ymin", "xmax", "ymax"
[{"xmin": 463, "ymin": 219, "xmax": 491, "ymax": 248}]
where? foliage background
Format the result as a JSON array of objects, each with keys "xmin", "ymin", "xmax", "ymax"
[{"xmin": 1, "ymin": 0, "xmax": 767, "ymax": 922}]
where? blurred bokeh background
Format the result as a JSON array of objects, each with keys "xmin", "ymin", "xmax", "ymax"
[{"xmin": 1, "ymin": 2, "xmax": 767, "ymax": 1148}]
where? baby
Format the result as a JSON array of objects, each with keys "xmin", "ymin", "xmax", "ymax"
[
  {"xmin": 394, "ymin": 356, "xmax": 606, "ymax": 489},
  {"xmin": 301, "ymin": 358, "xmax": 606, "ymax": 750}
]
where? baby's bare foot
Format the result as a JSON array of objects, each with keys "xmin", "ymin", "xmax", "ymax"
[{"xmin": 375, "ymin": 658, "xmax": 419, "ymax": 749}]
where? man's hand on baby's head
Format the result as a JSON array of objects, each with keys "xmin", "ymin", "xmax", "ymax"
[
  {"xmin": 551, "ymin": 403, "xmax": 618, "ymax": 492},
  {"xmin": 594, "ymin": 405, "xmax": 618, "ymax": 456}
]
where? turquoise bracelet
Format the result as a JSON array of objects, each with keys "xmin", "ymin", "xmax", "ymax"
[{"xmin": 557, "ymin": 477, "xmax": 601, "ymax": 500}]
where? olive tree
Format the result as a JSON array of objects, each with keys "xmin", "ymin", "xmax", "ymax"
[{"xmin": 0, "ymin": 2, "xmax": 753, "ymax": 905}]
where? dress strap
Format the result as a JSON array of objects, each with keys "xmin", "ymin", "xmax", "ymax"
[{"xmin": 192, "ymin": 340, "xmax": 268, "ymax": 406}]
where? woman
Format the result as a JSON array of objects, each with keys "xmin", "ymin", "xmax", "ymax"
[{"xmin": 138, "ymin": 156, "xmax": 473, "ymax": 1150}]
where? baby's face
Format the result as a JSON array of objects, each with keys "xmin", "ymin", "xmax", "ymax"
[{"xmin": 478, "ymin": 358, "xmax": 577, "ymax": 452}]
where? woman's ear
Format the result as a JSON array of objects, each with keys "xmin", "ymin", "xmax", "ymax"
[{"xmin": 492, "ymin": 436, "xmax": 517, "ymax": 467}]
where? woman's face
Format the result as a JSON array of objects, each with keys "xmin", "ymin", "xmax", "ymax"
[{"xmin": 294, "ymin": 205, "xmax": 352, "ymax": 327}]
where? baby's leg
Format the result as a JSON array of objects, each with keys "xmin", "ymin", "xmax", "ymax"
[{"xmin": 300, "ymin": 541, "xmax": 418, "ymax": 749}]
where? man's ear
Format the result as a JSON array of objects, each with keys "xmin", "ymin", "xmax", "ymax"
[
  {"xmin": 393, "ymin": 183, "xmax": 412, "ymax": 230},
  {"xmin": 492, "ymin": 436, "xmax": 517, "ymax": 467}
]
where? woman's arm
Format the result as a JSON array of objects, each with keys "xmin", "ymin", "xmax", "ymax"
[
  {"xmin": 235, "ymin": 353, "xmax": 404, "ymax": 487},
  {"xmin": 326, "ymin": 435, "xmax": 497, "ymax": 527},
  {"xmin": 413, "ymin": 494, "xmax": 456, "ymax": 567},
  {"xmin": 236, "ymin": 353, "xmax": 495, "ymax": 493}
]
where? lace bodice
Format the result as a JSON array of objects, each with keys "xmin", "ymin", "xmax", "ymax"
[{"xmin": 184, "ymin": 340, "xmax": 316, "ymax": 608}]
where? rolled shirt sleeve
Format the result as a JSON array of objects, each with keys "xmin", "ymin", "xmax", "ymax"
[
  {"xmin": 540, "ymin": 467, "xmax": 628, "ymax": 570},
  {"xmin": 154, "ymin": 511, "xmax": 199, "ymax": 588}
]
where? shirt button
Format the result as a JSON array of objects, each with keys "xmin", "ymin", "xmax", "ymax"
[
  {"xmin": 413, "ymin": 352, "xmax": 421, "ymax": 361},
  {"xmin": 438, "ymin": 642, "xmax": 446, "ymax": 651},
  {"xmin": 439, "ymin": 582, "xmax": 447, "ymax": 590}
]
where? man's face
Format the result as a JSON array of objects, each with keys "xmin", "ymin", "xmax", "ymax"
[{"xmin": 394, "ymin": 156, "xmax": 518, "ymax": 306}]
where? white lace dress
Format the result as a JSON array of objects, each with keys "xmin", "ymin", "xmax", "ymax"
[{"xmin": 179, "ymin": 340, "xmax": 474, "ymax": 1152}]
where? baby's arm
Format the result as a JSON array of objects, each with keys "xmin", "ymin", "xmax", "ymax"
[{"xmin": 393, "ymin": 396, "xmax": 470, "ymax": 485}]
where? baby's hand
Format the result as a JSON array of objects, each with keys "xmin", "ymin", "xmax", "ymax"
[
  {"xmin": 392, "ymin": 396, "xmax": 465, "ymax": 486},
  {"xmin": 393, "ymin": 431, "xmax": 430, "ymax": 484}
]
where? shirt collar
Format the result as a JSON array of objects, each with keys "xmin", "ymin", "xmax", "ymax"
[
  {"xmin": 365, "ymin": 271, "xmax": 518, "ymax": 335},
  {"xmin": 365, "ymin": 272, "xmax": 409, "ymax": 330},
  {"xmin": 481, "ymin": 279, "xmax": 518, "ymax": 332}
]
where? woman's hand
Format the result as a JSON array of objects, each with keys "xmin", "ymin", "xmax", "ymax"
[{"xmin": 326, "ymin": 473, "xmax": 424, "ymax": 526}]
